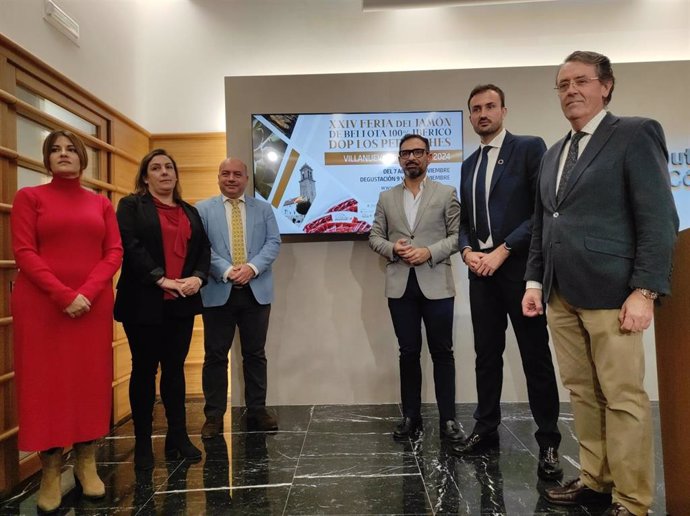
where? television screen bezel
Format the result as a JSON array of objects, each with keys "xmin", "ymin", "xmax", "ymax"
[{"xmin": 250, "ymin": 109, "xmax": 464, "ymax": 243}]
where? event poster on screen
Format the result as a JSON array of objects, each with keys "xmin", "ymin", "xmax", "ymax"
[{"xmin": 251, "ymin": 111, "xmax": 464, "ymax": 236}]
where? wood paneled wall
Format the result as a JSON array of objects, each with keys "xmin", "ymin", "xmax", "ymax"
[
  {"xmin": 149, "ymin": 133, "xmax": 227, "ymax": 396},
  {"xmin": 0, "ymin": 33, "xmax": 228, "ymax": 496},
  {"xmin": 0, "ymin": 33, "xmax": 148, "ymax": 494}
]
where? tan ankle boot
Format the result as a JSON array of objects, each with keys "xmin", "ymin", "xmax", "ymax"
[
  {"xmin": 37, "ymin": 448, "xmax": 63, "ymax": 513},
  {"xmin": 74, "ymin": 441, "xmax": 105, "ymax": 499}
]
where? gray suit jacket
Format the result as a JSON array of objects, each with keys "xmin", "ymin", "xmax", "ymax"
[
  {"xmin": 196, "ymin": 194, "xmax": 281, "ymax": 307},
  {"xmin": 525, "ymin": 113, "xmax": 678, "ymax": 309},
  {"xmin": 369, "ymin": 178, "xmax": 460, "ymax": 299}
]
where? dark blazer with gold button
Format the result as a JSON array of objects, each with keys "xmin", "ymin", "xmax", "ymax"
[{"xmin": 525, "ymin": 112, "xmax": 678, "ymax": 309}]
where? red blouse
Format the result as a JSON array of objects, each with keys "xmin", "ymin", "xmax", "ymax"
[{"xmin": 153, "ymin": 197, "xmax": 191, "ymax": 300}]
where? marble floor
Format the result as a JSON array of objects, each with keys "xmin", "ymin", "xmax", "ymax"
[{"xmin": 0, "ymin": 401, "xmax": 665, "ymax": 515}]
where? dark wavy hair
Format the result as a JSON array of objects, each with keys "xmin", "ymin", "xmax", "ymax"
[
  {"xmin": 134, "ymin": 148, "xmax": 183, "ymax": 203},
  {"xmin": 42, "ymin": 129, "xmax": 88, "ymax": 174}
]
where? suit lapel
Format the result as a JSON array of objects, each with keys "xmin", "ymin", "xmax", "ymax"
[
  {"xmin": 462, "ymin": 149, "xmax": 480, "ymax": 222},
  {"xmin": 214, "ymin": 195, "xmax": 231, "ymax": 256},
  {"xmin": 546, "ymin": 136, "xmax": 569, "ymax": 209},
  {"xmin": 394, "ymin": 184, "xmax": 412, "ymax": 234},
  {"xmin": 557, "ymin": 113, "xmax": 618, "ymax": 206},
  {"xmin": 244, "ymin": 196, "xmax": 256, "ymax": 252}
]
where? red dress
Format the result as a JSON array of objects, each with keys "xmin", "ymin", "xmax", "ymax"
[{"xmin": 11, "ymin": 176, "xmax": 123, "ymax": 451}]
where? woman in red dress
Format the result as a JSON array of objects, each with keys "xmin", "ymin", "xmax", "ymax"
[
  {"xmin": 11, "ymin": 130, "xmax": 123, "ymax": 513},
  {"xmin": 114, "ymin": 149, "xmax": 210, "ymax": 472}
]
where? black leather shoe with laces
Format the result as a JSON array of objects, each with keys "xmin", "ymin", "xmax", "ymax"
[
  {"xmin": 393, "ymin": 417, "xmax": 423, "ymax": 440},
  {"xmin": 537, "ymin": 446, "xmax": 563, "ymax": 480},
  {"xmin": 450, "ymin": 430, "xmax": 499, "ymax": 455},
  {"xmin": 439, "ymin": 420, "xmax": 464, "ymax": 443}
]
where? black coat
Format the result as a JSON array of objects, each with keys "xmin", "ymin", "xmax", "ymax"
[{"xmin": 114, "ymin": 193, "xmax": 210, "ymax": 324}]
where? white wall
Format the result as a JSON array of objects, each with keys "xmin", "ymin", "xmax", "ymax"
[
  {"xmin": 0, "ymin": 0, "xmax": 688, "ymax": 132},
  {"xmin": 226, "ymin": 62, "xmax": 689, "ymax": 406}
]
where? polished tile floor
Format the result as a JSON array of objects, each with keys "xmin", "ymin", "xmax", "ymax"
[{"xmin": 1, "ymin": 401, "xmax": 665, "ymax": 515}]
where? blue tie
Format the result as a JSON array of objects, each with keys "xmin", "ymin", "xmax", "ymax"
[{"xmin": 474, "ymin": 146, "xmax": 491, "ymax": 243}]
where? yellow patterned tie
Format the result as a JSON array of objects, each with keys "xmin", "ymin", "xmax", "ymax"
[{"xmin": 229, "ymin": 199, "xmax": 246, "ymax": 265}]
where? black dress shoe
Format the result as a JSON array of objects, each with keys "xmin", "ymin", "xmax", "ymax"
[
  {"xmin": 537, "ymin": 446, "xmax": 563, "ymax": 480},
  {"xmin": 602, "ymin": 502, "xmax": 637, "ymax": 515},
  {"xmin": 201, "ymin": 415, "xmax": 224, "ymax": 439},
  {"xmin": 543, "ymin": 477, "xmax": 612, "ymax": 506},
  {"xmin": 393, "ymin": 416, "xmax": 423, "ymax": 440},
  {"xmin": 450, "ymin": 430, "xmax": 499, "ymax": 455},
  {"xmin": 164, "ymin": 433, "xmax": 202, "ymax": 461},
  {"xmin": 439, "ymin": 420, "xmax": 464, "ymax": 443},
  {"xmin": 247, "ymin": 408, "xmax": 279, "ymax": 431}
]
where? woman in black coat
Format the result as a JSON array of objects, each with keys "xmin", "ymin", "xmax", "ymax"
[{"xmin": 115, "ymin": 149, "xmax": 210, "ymax": 471}]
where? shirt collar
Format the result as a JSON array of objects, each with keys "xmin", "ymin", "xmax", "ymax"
[
  {"xmin": 402, "ymin": 175, "xmax": 427, "ymax": 191},
  {"xmin": 572, "ymin": 109, "xmax": 607, "ymax": 137},
  {"xmin": 223, "ymin": 194, "xmax": 246, "ymax": 204},
  {"xmin": 480, "ymin": 128, "xmax": 507, "ymax": 151}
]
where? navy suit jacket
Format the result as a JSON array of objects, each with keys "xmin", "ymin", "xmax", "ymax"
[
  {"xmin": 196, "ymin": 194, "xmax": 281, "ymax": 307},
  {"xmin": 459, "ymin": 131, "xmax": 546, "ymax": 281},
  {"xmin": 525, "ymin": 113, "xmax": 679, "ymax": 308}
]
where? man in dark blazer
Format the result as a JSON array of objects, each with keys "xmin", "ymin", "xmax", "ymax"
[
  {"xmin": 369, "ymin": 134, "xmax": 463, "ymax": 443},
  {"xmin": 452, "ymin": 84, "xmax": 562, "ymax": 481},
  {"xmin": 523, "ymin": 51, "xmax": 678, "ymax": 516},
  {"xmin": 196, "ymin": 157, "xmax": 281, "ymax": 435}
]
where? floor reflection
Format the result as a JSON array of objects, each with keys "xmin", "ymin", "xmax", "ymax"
[{"xmin": 0, "ymin": 402, "xmax": 665, "ymax": 515}]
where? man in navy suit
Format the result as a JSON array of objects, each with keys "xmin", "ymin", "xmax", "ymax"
[
  {"xmin": 196, "ymin": 157, "xmax": 281, "ymax": 435},
  {"xmin": 451, "ymin": 85, "xmax": 562, "ymax": 481},
  {"xmin": 523, "ymin": 51, "xmax": 678, "ymax": 516}
]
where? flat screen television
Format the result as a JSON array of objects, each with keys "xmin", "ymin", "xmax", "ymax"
[{"xmin": 251, "ymin": 110, "xmax": 464, "ymax": 240}]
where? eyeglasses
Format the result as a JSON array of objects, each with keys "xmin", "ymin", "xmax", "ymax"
[
  {"xmin": 399, "ymin": 148, "xmax": 428, "ymax": 159},
  {"xmin": 554, "ymin": 77, "xmax": 600, "ymax": 93}
]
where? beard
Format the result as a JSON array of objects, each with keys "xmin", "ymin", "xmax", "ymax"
[{"xmin": 403, "ymin": 164, "xmax": 425, "ymax": 180}]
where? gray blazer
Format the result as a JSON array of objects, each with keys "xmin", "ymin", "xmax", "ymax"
[
  {"xmin": 196, "ymin": 194, "xmax": 281, "ymax": 307},
  {"xmin": 525, "ymin": 113, "xmax": 678, "ymax": 309},
  {"xmin": 369, "ymin": 179, "xmax": 460, "ymax": 299}
]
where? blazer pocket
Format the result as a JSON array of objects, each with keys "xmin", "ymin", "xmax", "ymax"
[{"xmin": 584, "ymin": 235, "xmax": 634, "ymax": 259}]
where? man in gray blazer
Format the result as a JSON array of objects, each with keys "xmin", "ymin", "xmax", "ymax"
[
  {"xmin": 196, "ymin": 157, "xmax": 281, "ymax": 435},
  {"xmin": 369, "ymin": 133, "xmax": 463, "ymax": 443},
  {"xmin": 522, "ymin": 51, "xmax": 678, "ymax": 516}
]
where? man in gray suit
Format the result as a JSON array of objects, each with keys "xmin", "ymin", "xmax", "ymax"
[
  {"xmin": 196, "ymin": 157, "xmax": 281, "ymax": 435},
  {"xmin": 369, "ymin": 133, "xmax": 463, "ymax": 443},
  {"xmin": 522, "ymin": 51, "xmax": 678, "ymax": 516}
]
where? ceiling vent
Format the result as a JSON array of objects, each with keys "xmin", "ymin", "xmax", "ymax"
[{"xmin": 43, "ymin": 0, "xmax": 80, "ymax": 45}]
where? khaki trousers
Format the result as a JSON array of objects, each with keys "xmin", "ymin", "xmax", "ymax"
[{"xmin": 547, "ymin": 289, "xmax": 653, "ymax": 515}]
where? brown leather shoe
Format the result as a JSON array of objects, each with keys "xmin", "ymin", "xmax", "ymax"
[
  {"xmin": 201, "ymin": 415, "xmax": 224, "ymax": 439},
  {"xmin": 247, "ymin": 408, "xmax": 278, "ymax": 431},
  {"xmin": 602, "ymin": 502, "xmax": 639, "ymax": 516},
  {"xmin": 543, "ymin": 477, "xmax": 612, "ymax": 506}
]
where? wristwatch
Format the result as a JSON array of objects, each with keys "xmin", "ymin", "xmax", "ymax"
[{"xmin": 635, "ymin": 288, "xmax": 659, "ymax": 300}]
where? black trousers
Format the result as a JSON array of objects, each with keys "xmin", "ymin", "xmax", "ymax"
[
  {"xmin": 387, "ymin": 269, "xmax": 456, "ymax": 422},
  {"xmin": 469, "ymin": 269, "xmax": 561, "ymax": 447},
  {"xmin": 124, "ymin": 309, "xmax": 194, "ymax": 439},
  {"xmin": 201, "ymin": 287, "xmax": 271, "ymax": 417}
]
